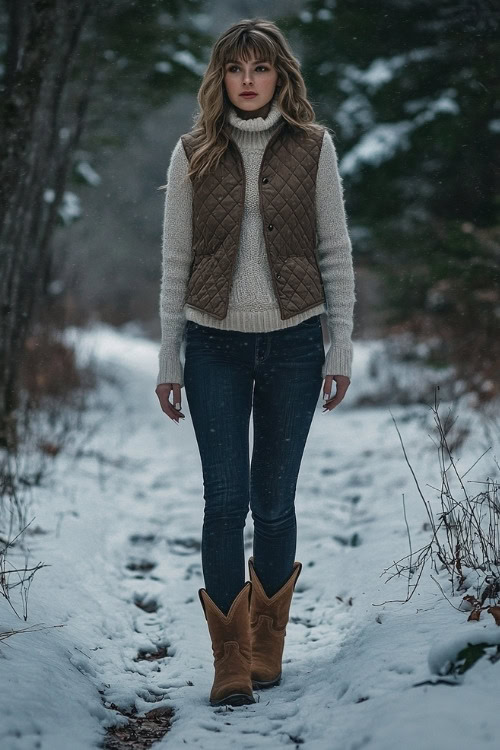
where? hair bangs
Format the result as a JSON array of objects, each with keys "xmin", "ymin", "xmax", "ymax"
[{"xmin": 223, "ymin": 31, "xmax": 278, "ymax": 67}]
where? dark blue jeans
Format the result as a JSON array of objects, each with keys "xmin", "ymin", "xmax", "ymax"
[{"xmin": 183, "ymin": 314, "xmax": 325, "ymax": 615}]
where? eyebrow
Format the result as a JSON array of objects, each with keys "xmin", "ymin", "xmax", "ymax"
[{"xmin": 225, "ymin": 59, "xmax": 270, "ymax": 65}]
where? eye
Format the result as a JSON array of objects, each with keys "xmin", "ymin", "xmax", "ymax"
[{"xmin": 226, "ymin": 64, "xmax": 270, "ymax": 73}]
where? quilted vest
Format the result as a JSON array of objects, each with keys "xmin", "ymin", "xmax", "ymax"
[{"xmin": 180, "ymin": 120, "xmax": 326, "ymax": 320}]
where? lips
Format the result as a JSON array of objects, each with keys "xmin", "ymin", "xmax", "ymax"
[{"xmin": 240, "ymin": 92, "xmax": 257, "ymax": 97}]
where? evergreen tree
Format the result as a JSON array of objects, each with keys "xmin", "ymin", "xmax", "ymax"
[{"xmin": 285, "ymin": 0, "xmax": 500, "ymax": 396}]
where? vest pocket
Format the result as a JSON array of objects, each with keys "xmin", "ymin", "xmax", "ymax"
[
  {"xmin": 277, "ymin": 255, "xmax": 325, "ymax": 306},
  {"xmin": 188, "ymin": 253, "xmax": 214, "ymax": 281},
  {"xmin": 186, "ymin": 255, "xmax": 210, "ymax": 302},
  {"xmin": 185, "ymin": 252, "xmax": 229, "ymax": 317}
]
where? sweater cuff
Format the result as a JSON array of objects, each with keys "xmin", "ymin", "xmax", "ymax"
[
  {"xmin": 322, "ymin": 343, "xmax": 353, "ymax": 379},
  {"xmin": 157, "ymin": 350, "xmax": 184, "ymax": 388}
]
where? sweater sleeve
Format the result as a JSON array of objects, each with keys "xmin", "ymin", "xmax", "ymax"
[
  {"xmin": 157, "ymin": 138, "xmax": 193, "ymax": 388},
  {"xmin": 315, "ymin": 129, "xmax": 356, "ymax": 379}
]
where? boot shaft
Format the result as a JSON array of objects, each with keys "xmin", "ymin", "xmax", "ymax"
[
  {"xmin": 198, "ymin": 581, "xmax": 255, "ymax": 705},
  {"xmin": 199, "ymin": 581, "xmax": 252, "ymax": 663},
  {"xmin": 248, "ymin": 557, "xmax": 302, "ymax": 630}
]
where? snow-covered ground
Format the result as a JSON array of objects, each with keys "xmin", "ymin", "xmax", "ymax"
[{"xmin": 1, "ymin": 323, "xmax": 499, "ymax": 750}]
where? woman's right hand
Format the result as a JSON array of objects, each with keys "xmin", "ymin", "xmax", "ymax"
[{"xmin": 155, "ymin": 383, "xmax": 185, "ymax": 424}]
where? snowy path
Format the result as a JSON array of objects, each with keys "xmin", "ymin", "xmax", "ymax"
[{"xmin": 1, "ymin": 324, "xmax": 499, "ymax": 750}]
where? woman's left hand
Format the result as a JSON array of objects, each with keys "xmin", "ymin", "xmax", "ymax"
[{"xmin": 322, "ymin": 374, "xmax": 350, "ymax": 412}]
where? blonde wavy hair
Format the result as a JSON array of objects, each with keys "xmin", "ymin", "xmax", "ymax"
[{"xmin": 160, "ymin": 17, "xmax": 325, "ymax": 187}]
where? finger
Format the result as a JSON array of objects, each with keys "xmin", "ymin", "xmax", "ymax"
[
  {"xmin": 323, "ymin": 375, "xmax": 334, "ymax": 400},
  {"xmin": 159, "ymin": 385, "xmax": 173, "ymax": 416},
  {"xmin": 325, "ymin": 376, "xmax": 350, "ymax": 399},
  {"xmin": 172, "ymin": 384, "xmax": 185, "ymax": 418},
  {"xmin": 334, "ymin": 382, "xmax": 349, "ymax": 399},
  {"xmin": 155, "ymin": 383, "xmax": 172, "ymax": 408},
  {"xmin": 165, "ymin": 393, "xmax": 183, "ymax": 422},
  {"xmin": 323, "ymin": 394, "xmax": 342, "ymax": 409},
  {"xmin": 323, "ymin": 383, "xmax": 349, "ymax": 411}
]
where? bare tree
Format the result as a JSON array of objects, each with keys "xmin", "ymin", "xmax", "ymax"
[{"xmin": 0, "ymin": 0, "xmax": 98, "ymax": 449}]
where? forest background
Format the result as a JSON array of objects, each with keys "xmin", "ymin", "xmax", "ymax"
[{"xmin": 0, "ymin": 0, "xmax": 499, "ymax": 451}]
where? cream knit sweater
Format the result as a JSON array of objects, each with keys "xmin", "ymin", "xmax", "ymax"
[{"xmin": 157, "ymin": 99, "xmax": 356, "ymax": 387}]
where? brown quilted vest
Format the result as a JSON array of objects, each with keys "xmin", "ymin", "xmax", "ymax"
[{"xmin": 180, "ymin": 120, "xmax": 326, "ymax": 320}]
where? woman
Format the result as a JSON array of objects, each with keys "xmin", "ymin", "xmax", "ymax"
[{"xmin": 155, "ymin": 18, "xmax": 356, "ymax": 707}]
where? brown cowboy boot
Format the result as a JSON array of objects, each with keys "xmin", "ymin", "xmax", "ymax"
[
  {"xmin": 248, "ymin": 556, "xmax": 303, "ymax": 689},
  {"xmin": 198, "ymin": 581, "xmax": 256, "ymax": 706}
]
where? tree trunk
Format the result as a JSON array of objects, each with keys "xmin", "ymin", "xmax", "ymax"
[{"xmin": 0, "ymin": 0, "xmax": 96, "ymax": 449}]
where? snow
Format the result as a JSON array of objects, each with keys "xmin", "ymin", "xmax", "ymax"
[
  {"xmin": 57, "ymin": 191, "xmax": 82, "ymax": 225},
  {"xmin": 154, "ymin": 61, "xmax": 173, "ymax": 75},
  {"xmin": 1, "ymin": 323, "xmax": 498, "ymax": 749},
  {"xmin": 341, "ymin": 121, "xmax": 414, "ymax": 175},
  {"xmin": 75, "ymin": 162, "xmax": 102, "ymax": 187},
  {"xmin": 428, "ymin": 626, "xmax": 500, "ymax": 676},
  {"xmin": 171, "ymin": 50, "xmax": 206, "ymax": 76}
]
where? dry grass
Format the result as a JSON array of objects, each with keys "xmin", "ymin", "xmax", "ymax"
[
  {"xmin": 0, "ymin": 320, "xmax": 100, "ymax": 635},
  {"xmin": 378, "ymin": 386, "xmax": 500, "ymax": 625}
]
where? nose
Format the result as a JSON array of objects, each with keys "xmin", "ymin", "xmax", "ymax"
[{"xmin": 242, "ymin": 69, "xmax": 254, "ymax": 86}]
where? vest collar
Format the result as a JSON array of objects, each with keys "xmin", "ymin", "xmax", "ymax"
[{"xmin": 227, "ymin": 99, "xmax": 283, "ymax": 133}]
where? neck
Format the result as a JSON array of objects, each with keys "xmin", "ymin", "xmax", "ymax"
[
  {"xmin": 232, "ymin": 101, "xmax": 272, "ymax": 120},
  {"xmin": 227, "ymin": 99, "xmax": 283, "ymax": 134}
]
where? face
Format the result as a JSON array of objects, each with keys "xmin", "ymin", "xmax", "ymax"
[{"xmin": 223, "ymin": 55, "xmax": 280, "ymax": 118}]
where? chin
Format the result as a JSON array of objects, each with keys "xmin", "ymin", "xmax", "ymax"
[{"xmin": 237, "ymin": 98, "xmax": 260, "ymax": 107}]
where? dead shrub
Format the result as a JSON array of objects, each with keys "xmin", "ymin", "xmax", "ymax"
[{"xmin": 378, "ymin": 386, "xmax": 500, "ymax": 625}]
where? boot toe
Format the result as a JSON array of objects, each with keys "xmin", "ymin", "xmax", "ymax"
[
  {"xmin": 210, "ymin": 676, "xmax": 255, "ymax": 704},
  {"xmin": 210, "ymin": 690, "xmax": 256, "ymax": 706},
  {"xmin": 252, "ymin": 672, "xmax": 281, "ymax": 690},
  {"xmin": 251, "ymin": 661, "xmax": 282, "ymax": 688}
]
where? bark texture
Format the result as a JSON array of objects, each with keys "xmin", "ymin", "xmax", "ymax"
[{"xmin": 0, "ymin": 0, "xmax": 96, "ymax": 448}]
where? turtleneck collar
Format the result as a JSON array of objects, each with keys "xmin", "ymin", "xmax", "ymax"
[{"xmin": 227, "ymin": 99, "xmax": 283, "ymax": 133}]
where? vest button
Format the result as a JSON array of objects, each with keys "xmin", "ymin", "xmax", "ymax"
[
  {"xmin": 268, "ymin": 224, "xmax": 274, "ymax": 230},
  {"xmin": 276, "ymin": 273, "xmax": 281, "ymax": 279},
  {"xmin": 262, "ymin": 177, "xmax": 269, "ymax": 183}
]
